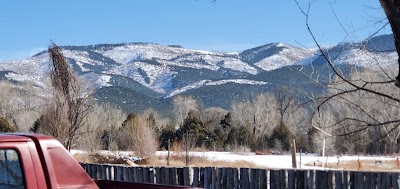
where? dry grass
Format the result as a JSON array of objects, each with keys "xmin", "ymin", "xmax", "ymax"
[
  {"xmin": 306, "ymin": 159, "xmax": 400, "ymax": 171},
  {"xmin": 73, "ymin": 152, "xmax": 264, "ymax": 168},
  {"xmin": 73, "ymin": 153, "xmax": 127, "ymax": 164}
]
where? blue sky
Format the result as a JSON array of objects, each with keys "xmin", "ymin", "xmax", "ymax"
[{"xmin": 0, "ymin": 0, "xmax": 389, "ymax": 61}]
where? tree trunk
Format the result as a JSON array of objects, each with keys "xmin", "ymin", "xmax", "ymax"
[{"xmin": 379, "ymin": 0, "xmax": 400, "ymax": 87}]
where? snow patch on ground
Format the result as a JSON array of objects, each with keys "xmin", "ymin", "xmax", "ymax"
[{"xmin": 71, "ymin": 150, "xmax": 399, "ymax": 170}]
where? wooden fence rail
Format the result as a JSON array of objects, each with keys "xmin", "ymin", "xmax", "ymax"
[{"xmin": 80, "ymin": 163, "xmax": 400, "ymax": 189}]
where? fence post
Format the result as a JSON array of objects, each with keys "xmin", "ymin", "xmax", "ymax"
[{"xmin": 292, "ymin": 139, "xmax": 297, "ymax": 168}]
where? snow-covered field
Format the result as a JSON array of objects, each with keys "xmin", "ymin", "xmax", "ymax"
[{"xmin": 70, "ymin": 150, "xmax": 399, "ymax": 170}]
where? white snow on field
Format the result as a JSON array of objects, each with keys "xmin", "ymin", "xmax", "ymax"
[{"xmin": 70, "ymin": 150, "xmax": 399, "ymax": 170}]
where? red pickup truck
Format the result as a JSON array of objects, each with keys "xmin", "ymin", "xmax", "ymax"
[{"xmin": 0, "ymin": 133, "xmax": 201, "ymax": 189}]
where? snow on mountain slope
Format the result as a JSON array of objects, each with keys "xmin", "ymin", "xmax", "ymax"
[
  {"xmin": 168, "ymin": 54, "xmax": 258, "ymax": 75},
  {"xmin": 83, "ymin": 73, "xmax": 112, "ymax": 88},
  {"xmin": 62, "ymin": 50, "xmax": 105, "ymax": 72},
  {"xmin": 205, "ymin": 79, "xmax": 268, "ymax": 86},
  {"xmin": 106, "ymin": 62, "xmax": 175, "ymax": 93},
  {"xmin": 157, "ymin": 59, "xmax": 219, "ymax": 71},
  {"xmin": 98, "ymin": 43, "xmax": 222, "ymax": 64},
  {"xmin": 252, "ymin": 43, "xmax": 314, "ymax": 71},
  {"xmin": 97, "ymin": 43, "xmax": 258, "ymax": 74},
  {"xmin": 332, "ymin": 49, "xmax": 397, "ymax": 68},
  {"xmin": 165, "ymin": 80, "xmax": 211, "ymax": 98},
  {"xmin": 165, "ymin": 79, "xmax": 268, "ymax": 98},
  {"xmin": 0, "ymin": 54, "xmax": 50, "ymax": 88}
]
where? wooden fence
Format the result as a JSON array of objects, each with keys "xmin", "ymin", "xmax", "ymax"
[{"xmin": 80, "ymin": 163, "xmax": 400, "ymax": 189}]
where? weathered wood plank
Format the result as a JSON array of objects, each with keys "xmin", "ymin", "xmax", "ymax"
[
  {"xmin": 211, "ymin": 167, "xmax": 216, "ymax": 189},
  {"xmin": 243, "ymin": 168, "xmax": 250, "ymax": 189},
  {"xmin": 270, "ymin": 170, "xmax": 276, "ymax": 189},
  {"xmin": 192, "ymin": 167, "xmax": 200, "ymax": 187},
  {"xmin": 296, "ymin": 170, "xmax": 305, "ymax": 189},
  {"xmin": 225, "ymin": 168, "xmax": 232, "ymax": 189},
  {"xmin": 109, "ymin": 166, "xmax": 114, "ymax": 180},
  {"xmin": 122, "ymin": 167, "xmax": 129, "ymax": 181},
  {"xmin": 183, "ymin": 167, "xmax": 190, "ymax": 186},
  {"xmin": 250, "ymin": 168, "xmax": 257, "ymax": 189},
  {"xmin": 115, "ymin": 166, "xmax": 123, "ymax": 181},
  {"xmin": 260, "ymin": 169, "xmax": 267, "ymax": 189},
  {"xmin": 254, "ymin": 169, "xmax": 260, "ymax": 189},
  {"xmin": 200, "ymin": 167, "xmax": 205, "ymax": 188},
  {"xmin": 334, "ymin": 171, "xmax": 343, "ymax": 189},
  {"xmin": 204, "ymin": 167, "xmax": 211, "ymax": 189},
  {"xmin": 163, "ymin": 167, "xmax": 170, "ymax": 185},
  {"xmin": 280, "ymin": 170, "xmax": 286, "ymax": 189},
  {"xmin": 149, "ymin": 167, "xmax": 155, "ymax": 184},
  {"xmin": 171, "ymin": 167, "xmax": 177, "ymax": 185},
  {"xmin": 288, "ymin": 170, "xmax": 295, "ymax": 189},
  {"xmin": 155, "ymin": 167, "xmax": 162, "ymax": 184},
  {"xmin": 327, "ymin": 171, "xmax": 334, "ymax": 189},
  {"xmin": 381, "ymin": 172, "xmax": 389, "ymax": 189},
  {"xmin": 177, "ymin": 168, "xmax": 184, "ymax": 186},
  {"xmin": 349, "ymin": 172, "xmax": 355, "ymax": 189},
  {"xmin": 221, "ymin": 168, "xmax": 227, "ymax": 189},
  {"xmin": 315, "ymin": 170, "xmax": 320, "ymax": 189},
  {"xmin": 233, "ymin": 168, "xmax": 239, "ymax": 189},
  {"xmin": 308, "ymin": 170, "xmax": 314, "ymax": 189},
  {"xmin": 392, "ymin": 173, "xmax": 399, "ymax": 189},
  {"xmin": 343, "ymin": 171, "xmax": 348, "ymax": 189}
]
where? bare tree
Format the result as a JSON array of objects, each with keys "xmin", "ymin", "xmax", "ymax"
[
  {"xmin": 118, "ymin": 113, "xmax": 158, "ymax": 157},
  {"xmin": 293, "ymin": 0, "xmax": 400, "ymax": 154},
  {"xmin": 75, "ymin": 103, "xmax": 126, "ymax": 152},
  {"xmin": 40, "ymin": 43, "xmax": 92, "ymax": 150},
  {"xmin": 0, "ymin": 81, "xmax": 43, "ymax": 131},
  {"xmin": 172, "ymin": 95, "xmax": 199, "ymax": 127}
]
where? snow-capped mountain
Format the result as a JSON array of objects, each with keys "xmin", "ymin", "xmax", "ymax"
[{"xmin": 0, "ymin": 34, "xmax": 397, "ymax": 113}]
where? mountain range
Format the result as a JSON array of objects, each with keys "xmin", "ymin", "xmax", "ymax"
[{"xmin": 0, "ymin": 34, "xmax": 396, "ymax": 115}]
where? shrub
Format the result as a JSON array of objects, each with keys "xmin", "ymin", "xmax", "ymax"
[{"xmin": 0, "ymin": 117, "xmax": 16, "ymax": 132}]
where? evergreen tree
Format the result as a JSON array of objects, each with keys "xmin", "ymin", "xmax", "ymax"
[
  {"xmin": 159, "ymin": 123, "xmax": 176, "ymax": 150},
  {"xmin": 269, "ymin": 123, "xmax": 293, "ymax": 151},
  {"xmin": 176, "ymin": 110, "xmax": 206, "ymax": 147}
]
